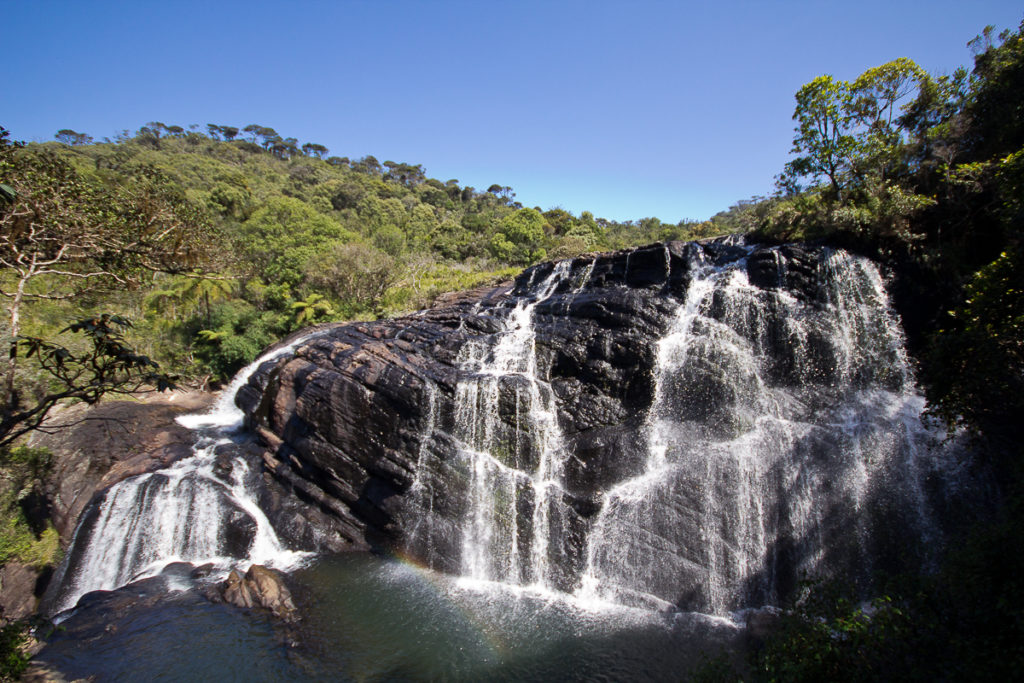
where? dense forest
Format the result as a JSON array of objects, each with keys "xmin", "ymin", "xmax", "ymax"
[
  {"xmin": 0, "ymin": 118, "xmax": 731, "ymax": 390},
  {"xmin": 2, "ymin": 18, "xmax": 1023, "ymax": 681}
]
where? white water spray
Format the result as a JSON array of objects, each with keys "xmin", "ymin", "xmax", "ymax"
[
  {"xmin": 52, "ymin": 333, "xmax": 320, "ymax": 613},
  {"xmin": 575, "ymin": 248, "xmax": 957, "ymax": 613},
  {"xmin": 453, "ymin": 261, "xmax": 574, "ymax": 590}
]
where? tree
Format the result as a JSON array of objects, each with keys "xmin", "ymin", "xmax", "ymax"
[
  {"xmin": 542, "ymin": 208, "xmax": 575, "ymax": 236},
  {"xmin": 1, "ymin": 315, "xmax": 175, "ymax": 449},
  {"xmin": 351, "ymin": 155, "xmax": 382, "ymax": 176},
  {"xmin": 852, "ymin": 58, "xmax": 927, "ymax": 132},
  {"xmin": 782, "ymin": 60, "xmax": 931, "ymax": 197},
  {"xmin": 898, "ymin": 68, "xmax": 969, "ymax": 172},
  {"xmin": 290, "ymin": 292, "xmax": 334, "ymax": 325},
  {"xmin": 383, "ymin": 161, "xmax": 425, "ymax": 186},
  {"xmin": 301, "ymin": 142, "xmax": 329, "ymax": 159},
  {"xmin": 237, "ymin": 197, "xmax": 354, "ymax": 286},
  {"xmin": 267, "ymin": 136, "xmax": 300, "ymax": 160},
  {"xmin": 964, "ymin": 21, "xmax": 1024, "ymax": 160},
  {"xmin": 54, "ymin": 129, "xmax": 92, "ymax": 146},
  {"xmin": 780, "ymin": 75, "xmax": 858, "ymax": 197},
  {"xmin": 242, "ymin": 124, "xmax": 274, "ymax": 144},
  {"xmin": 302, "ymin": 242, "xmax": 397, "ymax": 308},
  {"xmin": 145, "ymin": 274, "xmax": 236, "ymax": 328},
  {"xmin": 490, "ymin": 207, "xmax": 546, "ymax": 264},
  {"xmin": 850, "ymin": 58, "xmax": 928, "ymax": 183},
  {"xmin": 0, "ymin": 142, "xmax": 213, "ymax": 405}
]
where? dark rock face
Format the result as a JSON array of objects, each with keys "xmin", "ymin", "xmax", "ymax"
[
  {"xmin": 240, "ymin": 238, "xmax": 966, "ymax": 612},
  {"xmin": 238, "ymin": 243, "xmax": 696, "ymax": 557}
]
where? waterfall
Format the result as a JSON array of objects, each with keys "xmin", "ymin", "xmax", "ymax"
[
  {"xmin": 452, "ymin": 261, "xmax": 574, "ymax": 590},
  {"xmin": 48, "ymin": 241, "xmax": 967, "ymax": 620},
  {"xmin": 575, "ymin": 247, "xmax": 953, "ymax": 613},
  {"xmin": 50, "ymin": 335, "xmax": 318, "ymax": 614}
]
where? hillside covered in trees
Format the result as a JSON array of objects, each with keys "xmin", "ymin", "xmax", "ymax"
[{"xmin": 2, "ymin": 120, "xmax": 726, "ymax": 389}]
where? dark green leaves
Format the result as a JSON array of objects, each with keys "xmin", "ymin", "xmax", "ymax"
[{"xmin": 0, "ymin": 183, "xmax": 15, "ymax": 206}]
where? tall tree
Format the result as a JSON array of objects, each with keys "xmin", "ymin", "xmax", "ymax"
[
  {"xmin": 0, "ymin": 142, "xmax": 213, "ymax": 405},
  {"xmin": 301, "ymin": 142, "xmax": 329, "ymax": 159},
  {"xmin": 780, "ymin": 75, "xmax": 858, "ymax": 197},
  {"xmin": 54, "ymin": 129, "xmax": 92, "ymax": 146}
]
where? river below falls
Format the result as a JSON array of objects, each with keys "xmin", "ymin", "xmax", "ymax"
[{"xmin": 34, "ymin": 553, "xmax": 746, "ymax": 681}]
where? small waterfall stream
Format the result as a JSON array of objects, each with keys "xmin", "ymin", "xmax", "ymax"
[
  {"xmin": 50, "ymin": 335, "xmax": 318, "ymax": 614},
  {"xmin": 452, "ymin": 261, "xmax": 573, "ymax": 590}
]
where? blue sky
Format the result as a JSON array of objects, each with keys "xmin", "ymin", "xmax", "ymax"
[{"xmin": 3, "ymin": 1, "xmax": 1021, "ymax": 222}]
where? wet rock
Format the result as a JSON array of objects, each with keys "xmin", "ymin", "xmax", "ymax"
[
  {"xmin": 747, "ymin": 244, "xmax": 822, "ymax": 301},
  {"xmin": 238, "ymin": 238, "xmax": 958, "ymax": 612},
  {"xmin": 239, "ymin": 242, "xmax": 702, "ymax": 560},
  {"xmin": 190, "ymin": 563, "xmax": 216, "ymax": 579},
  {"xmin": 209, "ymin": 565, "xmax": 297, "ymax": 621},
  {"xmin": 212, "ymin": 449, "xmax": 235, "ymax": 482},
  {"xmin": 220, "ymin": 506, "xmax": 258, "ymax": 557}
]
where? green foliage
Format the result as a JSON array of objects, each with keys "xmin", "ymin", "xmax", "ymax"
[
  {"xmin": 753, "ymin": 589, "xmax": 914, "ymax": 682},
  {"xmin": 3, "ymin": 116, "xmax": 737, "ymax": 389},
  {"xmin": 291, "ymin": 293, "xmax": 334, "ymax": 326},
  {"xmin": 302, "ymin": 242, "xmax": 397, "ymax": 313},
  {"xmin": 238, "ymin": 196, "xmax": 355, "ymax": 287},
  {"xmin": 781, "ymin": 75, "xmax": 860, "ymax": 197},
  {"xmin": 740, "ymin": 496, "xmax": 1024, "ymax": 681},
  {"xmin": 924, "ymin": 248, "xmax": 1024, "ymax": 449},
  {"xmin": 0, "ymin": 621, "xmax": 29, "ymax": 682},
  {"xmin": 739, "ymin": 23, "xmax": 1024, "ymax": 681},
  {"xmin": 0, "ymin": 445, "xmax": 59, "ymax": 568},
  {"xmin": 965, "ymin": 24, "xmax": 1024, "ymax": 160},
  {"xmin": 490, "ymin": 208, "xmax": 547, "ymax": 264},
  {"xmin": 191, "ymin": 300, "xmax": 288, "ymax": 379},
  {"xmin": 1, "ymin": 315, "xmax": 175, "ymax": 448}
]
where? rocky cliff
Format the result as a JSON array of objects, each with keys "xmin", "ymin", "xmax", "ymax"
[{"xmin": 238, "ymin": 237, "xmax": 963, "ymax": 612}]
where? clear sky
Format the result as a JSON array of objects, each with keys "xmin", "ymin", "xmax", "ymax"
[{"xmin": 3, "ymin": 1, "xmax": 1021, "ymax": 222}]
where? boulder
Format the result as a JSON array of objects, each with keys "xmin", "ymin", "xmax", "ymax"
[{"xmin": 210, "ymin": 565, "xmax": 297, "ymax": 621}]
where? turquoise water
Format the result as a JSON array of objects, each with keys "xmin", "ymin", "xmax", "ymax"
[{"xmin": 37, "ymin": 554, "xmax": 743, "ymax": 681}]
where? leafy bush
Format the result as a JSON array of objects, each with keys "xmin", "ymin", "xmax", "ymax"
[
  {"xmin": 0, "ymin": 445, "xmax": 59, "ymax": 568},
  {"xmin": 0, "ymin": 621, "xmax": 29, "ymax": 682}
]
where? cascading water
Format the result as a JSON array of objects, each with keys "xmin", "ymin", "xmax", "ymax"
[
  {"xmin": 452, "ymin": 261, "xmax": 574, "ymax": 590},
  {"xmin": 49, "ymin": 335, "xmax": 318, "ymax": 614},
  {"xmin": 49, "ymin": 241, "xmax": 966, "ymax": 622},
  {"xmin": 35, "ymin": 240, "xmax": 983, "ymax": 681},
  {"xmin": 575, "ymin": 247, "xmax": 954, "ymax": 613},
  {"xmin": 388, "ymin": 243, "xmax": 964, "ymax": 614}
]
